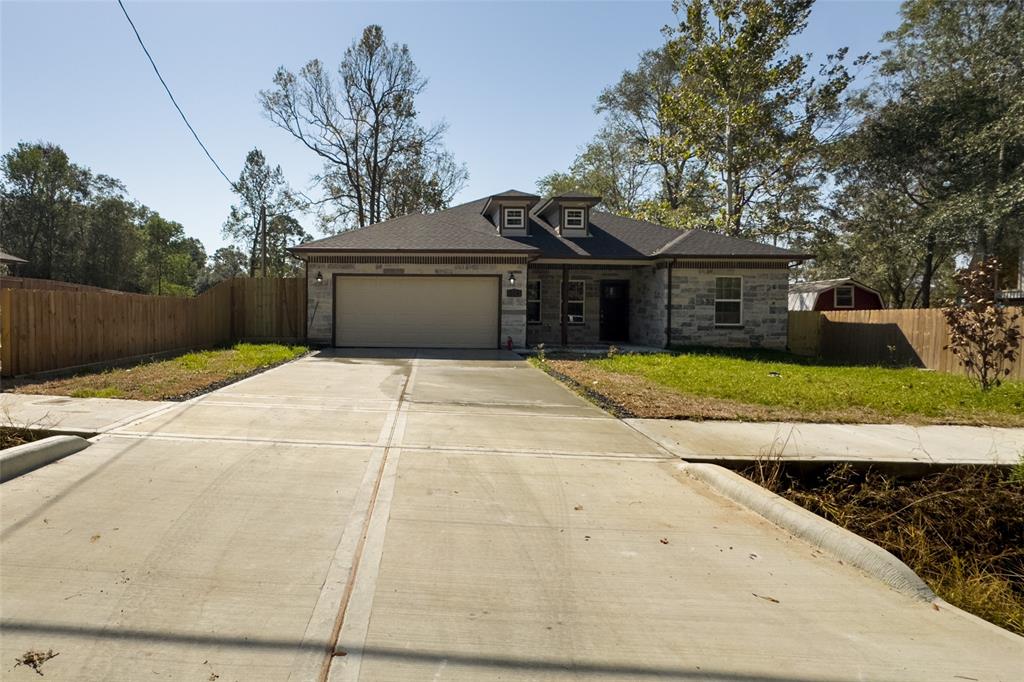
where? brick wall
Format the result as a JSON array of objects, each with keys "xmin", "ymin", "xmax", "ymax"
[
  {"xmin": 306, "ymin": 261, "xmax": 526, "ymax": 347},
  {"xmin": 669, "ymin": 267, "xmax": 789, "ymax": 350}
]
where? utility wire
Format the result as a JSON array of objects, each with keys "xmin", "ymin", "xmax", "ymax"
[{"xmin": 116, "ymin": 0, "xmax": 236, "ymax": 190}]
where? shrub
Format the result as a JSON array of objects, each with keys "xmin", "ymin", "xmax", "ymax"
[{"xmin": 944, "ymin": 258, "xmax": 1022, "ymax": 391}]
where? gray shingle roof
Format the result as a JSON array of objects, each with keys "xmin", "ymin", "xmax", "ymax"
[
  {"xmin": 292, "ymin": 193, "xmax": 810, "ymax": 260},
  {"xmin": 790, "ymin": 278, "xmax": 872, "ymax": 294},
  {"xmin": 292, "ymin": 201, "xmax": 539, "ymax": 253}
]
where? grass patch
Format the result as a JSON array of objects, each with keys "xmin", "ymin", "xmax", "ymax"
[
  {"xmin": 741, "ymin": 462, "xmax": 1024, "ymax": 636},
  {"xmin": 536, "ymin": 348, "xmax": 1024, "ymax": 426},
  {"xmin": 6, "ymin": 343, "xmax": 307, "ymax": 401},
  {"xmin": 69, "ymin": 387, "xmax": 125, "ymax": 399}
]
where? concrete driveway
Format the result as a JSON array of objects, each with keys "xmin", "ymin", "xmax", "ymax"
[{"xmin": 1, "ymin": 350, "xmax": 1020, "ymax": 680}]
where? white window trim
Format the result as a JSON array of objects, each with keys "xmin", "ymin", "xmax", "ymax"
[
  {"xmin": 503, "ymin": 207, "xmax": 525, "ymax": 230},
  {"xmin": 564, "ymin": 279, "xmax": 586, "ymax": 325},
  {"xmin": 834, "ymin": 285, "xmax": 855, "ymax": 308},
  {"xmin": 563, "ymin": 208, "xmax": 586, "ymax": 230},
  {"xmin": 527, "ymin": 280, "xmax": 542, "ymax": 324},
  {"xmin": 714, "ymin": 275, "xmax": 743, "ymax": 327}
]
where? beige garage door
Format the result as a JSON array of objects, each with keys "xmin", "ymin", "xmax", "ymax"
[{"xmin": 334, "ymin": 276, "xmax": 499, "ymax": 348}]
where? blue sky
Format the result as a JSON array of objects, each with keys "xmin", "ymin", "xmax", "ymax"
[{"xmin": 1, "ymin": 1, "xmax": 901, "ymax": 252}]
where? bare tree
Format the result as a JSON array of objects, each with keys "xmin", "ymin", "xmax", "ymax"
[
  {"xmin": 944, "ymin": 258, "xmax": 1022, "ymax": 391},
  {"xmin": 260, "ymin": 25, "xmax": 467, "ymax": 231}
]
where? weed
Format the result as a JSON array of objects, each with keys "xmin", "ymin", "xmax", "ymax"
[
  {"xmin": 14, "ymin": 649, "xmax": 59, "ymax": 676},
  {"xmin": 742, "ymin": 464, "xmax": 1024, "ymax": 635}
]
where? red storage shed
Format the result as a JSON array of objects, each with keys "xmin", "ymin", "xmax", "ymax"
[{"xmin": 789, "ymin": 278, "xmax": 885, "ymax": 311}]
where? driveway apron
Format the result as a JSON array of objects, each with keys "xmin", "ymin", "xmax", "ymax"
[{"xmin": 1, "ymin": 350, "xmax": 1020, "ymax": 681}]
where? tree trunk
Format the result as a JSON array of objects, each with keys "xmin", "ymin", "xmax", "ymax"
[
  {"xmin": 260, "ymin": 203, "xmax": 268, "ymax": 278},
  {"xmin": 920, "ymin": 231, "xmax": 937, "ymax": 308},
  {"xmin": 724, "ymin": 114, "xmax": 736, "ymax": 236}
]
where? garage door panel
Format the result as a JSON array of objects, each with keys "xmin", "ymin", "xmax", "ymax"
[{"xmin": 334, "ymin": 276, "xmax": 499, "ymax": 349}]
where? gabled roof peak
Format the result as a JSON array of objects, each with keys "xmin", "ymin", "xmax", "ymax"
[{"xmin": 481, "ymin": 190, "xmax": 541, "ymax": 215}]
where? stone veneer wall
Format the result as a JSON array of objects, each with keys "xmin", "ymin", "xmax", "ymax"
[
  {"xmin": 306, "ymin": 260, "xmax": 527, "ymax": 347},
  {"xmin": 669, "ymin": 266, "xmax": 789, "ymax": 350},
  {"xmin": 629, "ymin": 265, "xmax": 668, "ymax": 348},
  {"xmin": 525, "ymin": 264, "xmax": 667, "ymax": 347}
]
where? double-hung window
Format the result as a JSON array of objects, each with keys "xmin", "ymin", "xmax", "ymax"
[
  {"xmin": 503, "ymin": 207, "xmax": 525, "ymax": 230},
  {"xmin": 564, "ymin": 208, "xmax": 585, "ymax": 230},
  {"xmin": 834, "ymin": 285, "xmax": 854, "ymax": 308},
  {"xmin": 566, "ymin": 280, "xmax": 585, "ymax": 324},
  {"xmin": 714, "ymin": 276, "xmax": 742, "ymax": 326},
  {"xmin": 527, "ymin": 280, "xmax": 542, "ymax": 324}
]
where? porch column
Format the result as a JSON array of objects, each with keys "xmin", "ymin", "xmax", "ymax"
[
  {"xmin": 666, "ymin": 260, "xmax": 673, "ymax": 348},
  {"xmin": 561, "ymin": 264, "xmax": 569, "ymax": 346}
]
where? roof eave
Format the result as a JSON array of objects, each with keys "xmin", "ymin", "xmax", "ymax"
[
  {"xmin": 667, "ymin": 253, "xmax": 813, "ymax": 261},
  {"xmin": 289, "ymin": 246, "xmax": 540, "ymax": 255}
]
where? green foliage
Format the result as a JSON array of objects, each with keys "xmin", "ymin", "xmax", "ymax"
[
  {"xmin": 817, "ymin": 0, "xmax": 1024, "ymax": 307},
  {"xmin": 593, "ymin": 349, "xmax": 1024, "ymax": 421},
  {"xmin": 658, "ymin": 0, "xmax": 855, "ymax": 239},
  {"xmin": 195, "ymin": 246, "xmax": 249, "ymax": 293},
  {"xmin": 0, "ymin": 141, "xmax": 205, "ymax": 294},
  {"xmin": 223, "ymin": 148, "xmax": 309, "ymax": 277}
]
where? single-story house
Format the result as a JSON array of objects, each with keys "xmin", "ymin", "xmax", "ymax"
[
  {"xmin": 291, "ymin": 190, "xmax": 808, "ymax": 350},
  {"xmin": 789, "ymin": 278, "xmax": 885, "ymax": 312}
]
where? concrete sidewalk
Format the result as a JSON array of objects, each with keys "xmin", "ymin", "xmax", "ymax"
[
  {"xmin": 628, "ymin": 419, "xmax": 1024, "ymax": 465},
  {"xmin": 0, "ymin": 393, "xmax": 173, "ymax": 435}
]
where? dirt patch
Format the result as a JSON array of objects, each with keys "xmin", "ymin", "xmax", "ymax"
[
  {"xmin": 741, "ymin": 462, "xmax": 1024, "ymax": 635},
  {"xmin": 541, "ymin": 359, "xmax": 888, "ymax": 423}
]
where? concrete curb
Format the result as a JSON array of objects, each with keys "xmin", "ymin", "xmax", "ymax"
[
  {"xmin": 0, "ymin": 435, "xmax": 91, "ymax": 483},
  {"xmin": 677, "ymin": 461, "xmax": 937, "ymax": 602}
]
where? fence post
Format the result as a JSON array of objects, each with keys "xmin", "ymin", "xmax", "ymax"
[{"xmin": 1, "ymin": 288, "xmax": 13, "ymax": 377}]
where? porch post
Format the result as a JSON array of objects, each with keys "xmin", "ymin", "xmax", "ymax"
[
  {"xmin": 666, "ymin": 260, "xmax": 673, "ymax": 349},
  {"xmin": 560, "ymin": 264, "xmax": 569, "ymax": 346}
]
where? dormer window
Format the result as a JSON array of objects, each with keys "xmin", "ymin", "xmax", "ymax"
[
  {"xmin": 503, "ymin": 207, "xmax": 525, "ymax": 230},
  {"xmin": 564, "ymin": 208, "xmax": 585, "ymax": 230}
]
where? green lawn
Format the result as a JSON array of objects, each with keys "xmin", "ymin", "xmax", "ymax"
[
  {"xmin": 8, "ymin": 343, "xmax": 307, "ymax": 401},
  {"xmin": 575, "ymin": 348, "xmax": 1024, "ymax": 425}
]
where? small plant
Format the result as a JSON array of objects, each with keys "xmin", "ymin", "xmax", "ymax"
[
  {"xmin": 607, "ymin": 345, "xmax": 620, "ymax": 359},
  {"xmin": 943, "ymin": 258, "xmax": 1022, "ymax": 391},
  {"xmin": 535, "ymin": 343, "xmax": 546, "ymax": 363},
  {"xmin": 1011, "ymin": 453, "xmax": 1024, "ymax": 486},
  {"xmin": 749, "ymin": 427, "xmax": 793, "ymax": 492}
]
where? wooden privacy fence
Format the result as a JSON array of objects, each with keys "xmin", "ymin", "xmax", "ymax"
[
  {"xmin": 0, "ymin": 276, "xmax": 128, "ymax": 294},
  {"xmin": 221, "ymin": 277, "xmax": 305, "ymax": 343},
  {"xmin": 0, "ymin": 277, "xmax": 306, "ymax": 377},
  {"xmin": 788, "ymin": 309, "xmax": 1024, "ymax": 380}
]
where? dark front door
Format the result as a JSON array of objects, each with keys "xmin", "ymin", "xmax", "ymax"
[{"xmin": 600, "ymin": 280, "xmax": 630, "ymax": 342}]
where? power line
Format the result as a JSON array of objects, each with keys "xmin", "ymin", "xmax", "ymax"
[{"xmin": 116, "ymin": 0, "xmax": 235, "ymax": 190}]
